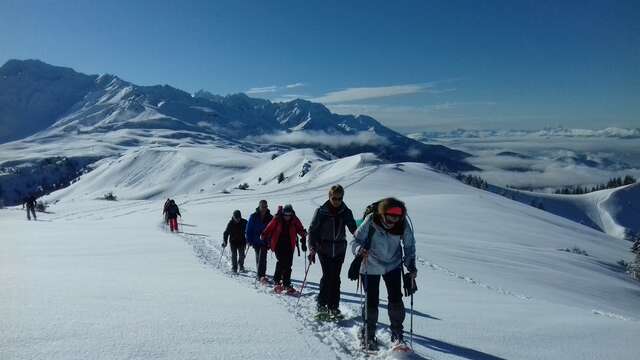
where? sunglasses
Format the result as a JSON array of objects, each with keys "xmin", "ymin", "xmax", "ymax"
[
  {"xmin": 330, "ymin": 196, "xmax": 343, "ymax": 201},
  {"xmin": 283, "ymin": 213, "xmax": 292, "ymax": 217},
  {"xmin": 385, "ymin": 214, "xmax": 401, "ymax": 223}
]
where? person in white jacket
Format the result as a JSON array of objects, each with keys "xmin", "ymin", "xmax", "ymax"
[{"xmin": 351, "ymin": 197, "xmax": 416, "ymax": 351}]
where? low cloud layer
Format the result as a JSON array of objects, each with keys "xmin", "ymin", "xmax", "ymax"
[
  {"xmin": 247, "ymin": 130, "xmax": 390, "ymax": 148},
  {"xmin": 441, "ymin": 136, "xmax": 640, "ymax": 190}
]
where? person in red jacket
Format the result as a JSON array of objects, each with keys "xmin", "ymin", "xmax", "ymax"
[{"xmin": 261, "ymin": 204, "xmax": 307, "ymax": 294}]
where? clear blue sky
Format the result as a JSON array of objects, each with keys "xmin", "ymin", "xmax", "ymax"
[{"xmin": 1, "ymin": 0, "xmax": 638, "ymax": 132}]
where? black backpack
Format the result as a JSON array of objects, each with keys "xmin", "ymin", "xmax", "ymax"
[{"xmin": 347, "ymin": 225, "xmax": 375, "ymax": 281}]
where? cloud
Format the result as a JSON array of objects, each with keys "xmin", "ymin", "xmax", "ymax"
[
  {"xmin": 246, "ymin": 130, "xmax": 390, "ymax": 148},
  {"xmin": 441, "ymin": 136, "xmax": 640, "ymax": 190},
  {"xmin": 246, "ymin": 82, "xmax": 306, "ymax": 95},
  {"xmin": 286, "ymin": 82, "xmax": 306, "ymax": 89},
  {"xmin": 246, "ymin": 85, "xmax": 278, "ymax": 94},
  {"xmin": 310, "ymin": 84, "xmax": 433, "ymax": 104}
]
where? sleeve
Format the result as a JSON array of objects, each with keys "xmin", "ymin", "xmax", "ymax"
[
  {"xmin": 402, "ymin": 221, "xmax": 417, "ymax": 273},
  {"xmin": 245, "ymin": 214, "xmax": 255, "ymax": 245},
  {"xmin": 294, "ymin": 217, "xmax": 307, "ymax": 239},
  {"xmin": 350, "ymin": 214, "xmax": 372, "ymax": 256},
  {"xmin": 241, "ymin": 220, "xmax": 248, "ymax": 242},
  {"xmin": 345, "ymin": 208, "xmax": 358, "ymax": 235},
  {"xmin": 177, "ymin": 207, "xmax": 181, "ymax": 217},
  {"xmin": 261, "ymin": 218, "xmax": 276, "ymax": 241},
  {"xmin": 307, "ymin": 208, "xmax": 321, "ymax": 251},
  {"xmin": 223, "ymin": 221, "xmax": 231, "ymax": 242}
]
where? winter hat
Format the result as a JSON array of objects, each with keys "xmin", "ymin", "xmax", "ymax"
[
  {"xmin": 283, "ymin": 204, "xmax": 294, "ymax": 215},
  {"xmin": 233, "ymin": 210, "xmax": 241, "ymax": 218}
]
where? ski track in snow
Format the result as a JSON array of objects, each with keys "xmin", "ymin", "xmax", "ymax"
[
  {"xmin": 176, "ymin": 228, "xmax": 433, "ymax": 360},
  {"xmin": 415, "ymin": 257, "xmax": 533, "ymax": 301}
]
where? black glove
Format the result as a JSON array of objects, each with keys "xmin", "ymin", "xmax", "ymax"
[
  {"xmin": 301, "ymin": 242, "xmax": 307, "ymax": 252},
  {"xmin": 403, "ymin": 272, "xmax": 417, "ymax": 296},
  {"xmin": 222, "ymin": 241, "xmax": 227, "ymax": 248}
]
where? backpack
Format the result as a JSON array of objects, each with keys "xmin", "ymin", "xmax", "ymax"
[{"xmin": 347, "ymin": 225, "xmax": 375, "ymax": 281}]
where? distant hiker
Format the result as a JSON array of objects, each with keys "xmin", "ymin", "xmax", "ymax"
[
  {"xmin": 163, "ymin": 198, "xmax": 171, "ymax": 224},
  {"xmin": 246, "ymin": 200, "xmax": 273, "ymax": 283},
  {"xmin": 24, "ymin": 194, "xmax": 37, "ymax": 221},
  {"xmin": 350, "ymin": 197, "xmax": 417, "ymax": 351},
  {"xmin": 166, "ymin": 199, "xmax": 181, "ymax": 232},
  {"xmin": 261, "ymin": 204, "xmax": 307, "ymax": 294},
  {"xmin": 631, "ymin": 238, "xmax": 640, "ymax": 280},
  {"xmin": 308, "ymin": 184, "xmax": 357, "ymax": 319},
  {"xmin": 223, "ymin": 210, "xmax": 248, "ymax": 273}
]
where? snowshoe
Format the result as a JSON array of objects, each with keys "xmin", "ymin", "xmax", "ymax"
[
  {"xmin": 360, "ymin": 336, "xmax": 379, "ymax": 353},
  {"xmin": 390, "ymin": 333, "xmax": 413, "ymax": 356},
  {"xmin": 329, "ymin": 308, "xmax": 345, "ymax": 320},
  {"xmin": 285, "ymin": 286, "xmax": 299, "ymax": 297},
  {"xmin": 314, "ymin": 305, "xmax": 331, "ymax": 321},
  {"xmin": 274, "ymin": 284, "xmax": 285, "ymax": 294}
]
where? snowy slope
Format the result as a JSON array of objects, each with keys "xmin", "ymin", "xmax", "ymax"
[
  {"xmin": 491, "ymin": 183, "xmax": 640, "ymax": 240},
  {"xmin": 3, "ymin": 146, "xmax": 639, "ymax": 360}
]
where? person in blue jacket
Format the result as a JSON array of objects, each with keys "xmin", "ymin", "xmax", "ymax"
[{"xmin": 245, "ymin": 199, "xmax": 274, "ymax": 283}]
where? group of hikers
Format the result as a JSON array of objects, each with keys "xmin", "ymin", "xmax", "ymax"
[{"xmin": 207, "ymin": 184, "xmax": 418, "ymax": 351}]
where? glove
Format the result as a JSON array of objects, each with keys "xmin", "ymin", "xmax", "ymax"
[
  {"xmin": 301, "ymin": 242, "xmax": 307, "ymax": 252},
  {"xmin": 222, "ymin": 241, "xmax": 227, "ymax": 248},
  {"xmin": 307, "ymin": 249, "xmax": 316, "ymax": 264}
]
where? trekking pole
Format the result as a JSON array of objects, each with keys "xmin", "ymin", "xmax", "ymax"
[
  {"xmin": 217, "ymin": 246, "xmax": 226, "ymax": 268},
  {"xmin": 363, "ymin": 256, "xmax": 369, "ymax": 351},
  {"xmin": 410, "ymin": 281, "xmax": 414, "ymax": 349},
  {"xmin": 295, "ymin": 261, "xmax": 312, "ymax": 308}
]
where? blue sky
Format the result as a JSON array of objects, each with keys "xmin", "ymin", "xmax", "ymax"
[{"xmin": 1, "ymin": 0, "xmax": 638, "ymax": 132}]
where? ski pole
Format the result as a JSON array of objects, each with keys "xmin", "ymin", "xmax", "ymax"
[
  {"xmin": 410, "ymin": 283, "xmax": 414, "ymax": 349},
  {"xmin": 295, "ymin": 261, "xmax": 312, "ymax": 307},
  {"xmin": 217, "ymin": 246, "xmax": 226, "ymax": 268},
  {"xmin": 363, "ymin": 256, "xmax": 369, "ymax": 350}
]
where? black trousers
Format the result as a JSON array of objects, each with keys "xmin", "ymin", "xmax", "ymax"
[
  {"xmin": 318, "ymin": 253, "xmax": 345, "ymax": 309},
  {"xmin": 230, "ymin": 243, "xmax": 246, "ymax": 271},
  {"xmin": 274, "ymin": 239, "xmax": 294, "ymax": 287},
  {"xmin": 361, "ymin": 267, "xmax": 405, "ymax": 338},
  {"xmin": 254, "ymin": 245, "xmax": 268, "ymax": 278},
  {"xmin": 26, "ymin": 206, "xmax": 36, "ymax": 220}
]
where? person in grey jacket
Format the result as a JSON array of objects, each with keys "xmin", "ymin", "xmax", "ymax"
[
  {"xmin": 350, "ymin": 197, "xmax": 417, "ymax": 350},
  {"xmin": 308, "ymin": 185, "xmax": 358, "ymax": 317}
]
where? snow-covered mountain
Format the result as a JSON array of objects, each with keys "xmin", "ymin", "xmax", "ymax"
[
  {"xmin": 0, "ymin": 59, "xmax": 473, "ymax": 164},
  {"xmin": 3, "ymin": 145, "xmax": 638, "ymax": 360}
]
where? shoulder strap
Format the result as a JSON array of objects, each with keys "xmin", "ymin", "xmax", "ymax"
[{"xmin": 364, "ymin": 222, "xmax": 375, "ymax": 250}]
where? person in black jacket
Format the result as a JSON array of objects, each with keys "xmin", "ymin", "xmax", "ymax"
[
  {"xmin": 223, "ymin": 210, "xmax": 248, "ymax": 273},
  {"xmin": 308, "ymin": 184, "xmax": 357, "ymax": 317},
  {"xmin": 24, "ymin": 194, "xmax": 37, "ymax": 221},
  {"xmin": 166, "ymin": 200, "xmax": 181, "ymax": 232}
]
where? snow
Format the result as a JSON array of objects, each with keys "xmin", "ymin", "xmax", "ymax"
[
  {"xmin": 2, "ymin": 146, "xmax": 639, "ymax": 359},
  {"xmin": 492, "ymin": 184, "xmax": 640, "ymax": 239}
]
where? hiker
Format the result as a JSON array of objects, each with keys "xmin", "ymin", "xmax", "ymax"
[
  {"xmin": 166, "ymin": 199, "xmax": 181, "ymax": 232},
  {"xmin": 163, "ymin": 198, "xmax": 171, "ymax": 225},
  {"xmin": 24, "ymin": 194, "xmax": 37, "ymax": 221},
  {"xmin": 350, "ymin": 197, "xmax": 417, "ymax": 351},
  {"xmin": 246, "ymin": 200, "xmax": 273, "ymax": 282},
  {"xmin": 261, "ymin": 204, "xmax": 307, "ymax": 294},
  {"xmin": 223, "ymin": 210, "xmax": 248, "ymax": 273},
  {"xmin": 308, "ymin": 184, "xmax": 357, "ymax": 319}
]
